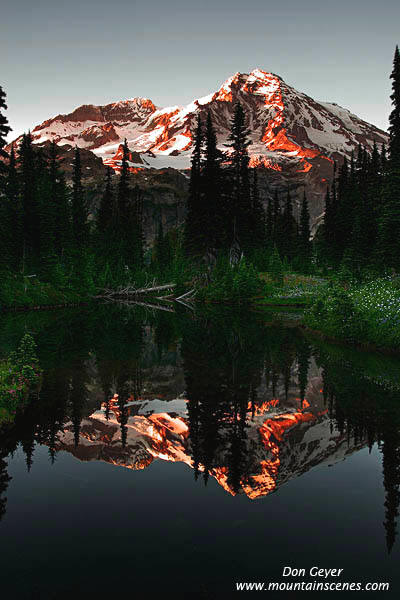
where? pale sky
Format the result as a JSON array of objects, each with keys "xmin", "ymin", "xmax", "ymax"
[{"xmin": 2, "ymin": 0, "xmax": 399, "ymax": 140}]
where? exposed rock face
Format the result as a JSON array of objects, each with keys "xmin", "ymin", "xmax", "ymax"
[{"xmin": 8, "ymin": 69, "xmax": 389, "ymax": 227}]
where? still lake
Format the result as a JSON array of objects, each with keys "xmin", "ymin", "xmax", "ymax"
[{"xmin": 0, "ymin": 304, "xmax": 399, "ymax": 599}]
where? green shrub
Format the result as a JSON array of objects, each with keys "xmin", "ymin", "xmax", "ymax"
[
  {"xmin": 306, "ymin": 278, "xmax": 400, "ymax": 350},
  {"xmin": 0, "ymin": 333, "xmax": 41, "ymax": 425},
  {"xmin": 197, "ymin": 257, "xmax": 263, "ymax": 304}
]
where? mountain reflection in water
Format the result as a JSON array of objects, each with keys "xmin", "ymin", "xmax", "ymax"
[
  {"xmin": 0, "ymin": 304, "xmax": 400, "ymax": 563},
  {"xmin": 55, "ymin": 386, "xmax": 358, "ymax": 501}
]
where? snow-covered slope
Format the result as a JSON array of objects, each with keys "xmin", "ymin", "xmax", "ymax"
[{"xmin": 13, "ymin": 69, "xmax": 388, "ymax": 176}]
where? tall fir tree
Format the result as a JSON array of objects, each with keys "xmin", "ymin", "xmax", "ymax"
[
  {"xmin": 299, "ymin": 190, "xmax": 312, "ymax": 266},
  {"xmin": 250, "ymin": 167, "xmax": 267, "ymax": 251},
  {"xmin": 203, "ymin": 111, "xmax": 225, "ymax": 253},
  {"xmin": 280, "ymin": 188, "xmax": 297, "ymax": 261},
  {"xmin": 50, "ymin": 141, "xmax": 71, "ymax": 257},
  {"xmin": 226, "ymin": 102, "xmax": 252, "ymax": 253},
  {"xmin": 71, "ymin": 146, "xmax": 87, "ymax": 247},
  {"xmin": 130, "ymin": 185, "xmax": 145, "ymax": 269},
  {"xmin": 378, "ymin": 45, "xmax": 400, "ymax": 269},
  {"xmin": 185, "ymin": 115, "xmax": 204, "ymax": 257},
  {"xmin": 6, "ymin": 145, "xmax": 22, "ymax": 269},
  {"xmin": 19, "ymin": 132, "xmax": 39, "ymax": 268},
  {"xmin": 272, "ymin": 188, "xmax": 281, "ymax": 247},
  {"xmin": 367, "ymin": 141, "xmax": 382, "ymax": 255},
  {"xmin": 266, "ymin": 194, "xmax": 273, "ymax": 247},
  {"xmin": 0, "ymin": 85, "xmax": 11, "ymax": 166},
  {"xmin": 117, "ymin": 139, "xmax": 130, "ymax": 227},
  {"xmin": 0, "ymin": 143, "xmax": 21, "ymax": 270},
  {"xmin": 97, "ymin": 166, "xmax": 114, "ymax": 236}
]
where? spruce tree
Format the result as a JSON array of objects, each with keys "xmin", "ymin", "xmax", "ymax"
[
  {"xmin": 226, "ymin": 102, "xmax": 252, "ymax": 253},
  {"xmin": 251, "ymin": 167, "xmax": 267, "ymax": 251},
  {"xmin": 379, "ymin": 45, "xmax": 400, "ymax": 269},
  {"xmin": 272, "ymin": 188, "xmax": 281, "ymax": 247},
  {"xmin": 266, "ymin": 194, "xmax": 273, "ymax": 248},
  {"xmin": 280, "ymin": 188, "xmax": 297, "ymax": 261},
  {"xmin": 321, "ymin": 186, "xmax": 334, "ymax": 265},
  {"xmin": 36, "ymin": 148, "xmax": 55, "ymax": 268},
  {"xmin": 130, "ymin": 185, "xmax": 144, "ymax": 269},
  {"xmin": 19, "ymin": 132, "xmax": 39, "ymax": 267},
  {"xmin": 381, "ymin": 143, "xmax": 388, "ymax": 177},
  {"xmin": 0, "ymin": 144, "xmax": 20, "ymax": 270},
  {"xmin": 49, "ymin": 141, "xmax": 71, "ymax": 257},
  {"xmin": 0, "ymin": 87, "xmax": 11, "ymax": 267},
  {"xmin": 299, "ymin": 190, "xmax": 311, "ymax": 266},
  {"xmin": 117, "ymin": 139, "xmax": 130, "ymax": 227},
  {"xmin": 368, "ymin": 141, "xmax": 381, "ymax": 254},
  {"xmin": 55, "ymin": 172, "xmax": 71, "ymax": 258},
  {"xmin": 388, "ymin": 45, "xmax": 400, "ymax": 170},
  {"xmin": 71, "ymin": 147, "xmax": 87, "ymax": 246},
  {"xmin": 97, "ymin": 166, "xmax": 114, "ymax": 236},
  {"xmin": 336, "ymin": 154, "xmax": 355, "ymax": 260},
  {"xmin": 5, "ymin": 145, "xmax": 22, "ymax": 269},
  {"xmin": 203, "ymin": 111, "xmax": 225, "ymax": 253},
  {"xmin": 185, "ymin": 115, "xmax": 204, "ymax": 257},
  {"xmin": 0, "ymin": 85, "xmax": 11, "ymax": 166}
]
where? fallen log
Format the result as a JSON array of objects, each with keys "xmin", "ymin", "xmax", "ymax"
[
  {"xmin": 96, "ymin": 283, "xmax": 176, "ymax": 299},
  {"xmin": 175, "ymin": 289, "xmax": 196, "ymax": 301}
]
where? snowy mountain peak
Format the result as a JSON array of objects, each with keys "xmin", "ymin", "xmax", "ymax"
[{"xmin": 11, "ymin": 69, "xmax": 388, "ymax": 176}]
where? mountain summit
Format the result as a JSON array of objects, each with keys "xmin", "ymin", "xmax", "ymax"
[
  {"xmin": 18, "ymin": 69, "xmax": 387, "ymax": 175},
  {"xmin": 10, "ymin": 70, "xmax": 389, "ymax": 223}
]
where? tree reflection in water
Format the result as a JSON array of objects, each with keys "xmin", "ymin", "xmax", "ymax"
[{"xmin": 0, "ymin": 306, "xmax": 399, "ymax": 552}]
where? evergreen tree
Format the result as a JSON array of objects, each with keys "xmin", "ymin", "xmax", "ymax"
[
  {"xmin": 0, "ymin": 449, "xmax": 11, "ymax": 522},
  {"xmin": 185, "ymin": 115, "xmax": 204, "ymax": 257},
  {"xmin": 381, "ymin": 423, "xmax": 400, "ymax": 553},
  {"xmin": 71, "ymin": 146, "xmax": 87, "ymax": 246},
  {"xmin": 367, "ymin": 141, "xmax": 382, "ymax": 255},
  {"xmin": 378, "ymin": 45, "xmax": 400, "ymax": 269},
  {"xmin": 280, "ymin": 188, "xmax": 297, "ymax": 261},
  {"xmin": 272, "ymin": 189, "xmax": 281, "ymax": 246},
  {"xmin": 130, "ymin": 185, "xmax": 145, "ymax": 269},
  {"xmin": 0, "ymin": 144, "xmax": 20, "ymax": 270},
  {"xmin": 70, "ymin": 362, "xmax": 86, "ymax": 448},
  {"xmin": 336, "ymin": 155, "xmax": 355, "ymax": 261},
  {"xmin": 97, "ymin": 166, "xmax": 114, "ymax": 236},
  {"xmin": 117, "ymin": 139, "xmax": 130, "ymax": 227},
  {"xmin": 266, "ymin": 194, "xmax": 273, "ymax": 247},
  {"xmin": 0, "ymin": 86, "xmax": 11, "ymax": 269},
  {"xmin": 226, "ymin": 102, "xmax": 252, "ymax": 253},
  {"xmin": 250, "ymin": 167, "xmax": 266, "ymax": 251},
  {"xmin": 50, "ymin": 141, "xmax": 71, "ymax": 257},
  {"xmin": 28, "ymin": 145, "xmax": 56, "ymax": 271},
  {"xmin": 203, "ymin": 111, "xmax": 225, "ymax": 252},
  {"xmin": 19, "ymin": 132, "xmax": 39, "ymax": 267},
  {"xmin": 297, "ymin": 340, "xmax": 311, "ymax": 403},
  {"xmin": 381, "ymin": 143, "xmax": 388, "ymax": 176},
  {"xmin": 299, "ymin": 190, "xmax": 312, "ymax": 266},
  {"xmin": 0, "ymin": 85, "xmax": 11, "ymax": 165}
]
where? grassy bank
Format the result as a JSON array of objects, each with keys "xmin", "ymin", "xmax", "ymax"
[
  {"xmin": 304, "ymin": 277, "xmax": 400, "ymax": 352},
  {"xmin": 0, "ymin": 334, "xmax": 41, "ymax": 426},
  {"xmin": 256, "ymin": 273, "xmax": 328, "ymax": 306},
  {"xmin": 0, "ymin": 273, "xmax": 86, "ymax": 311}
]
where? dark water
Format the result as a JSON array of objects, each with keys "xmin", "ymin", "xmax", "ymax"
[{"xmin": 0, "ymin": 305, "xmax": 399, "ymax": 599}]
